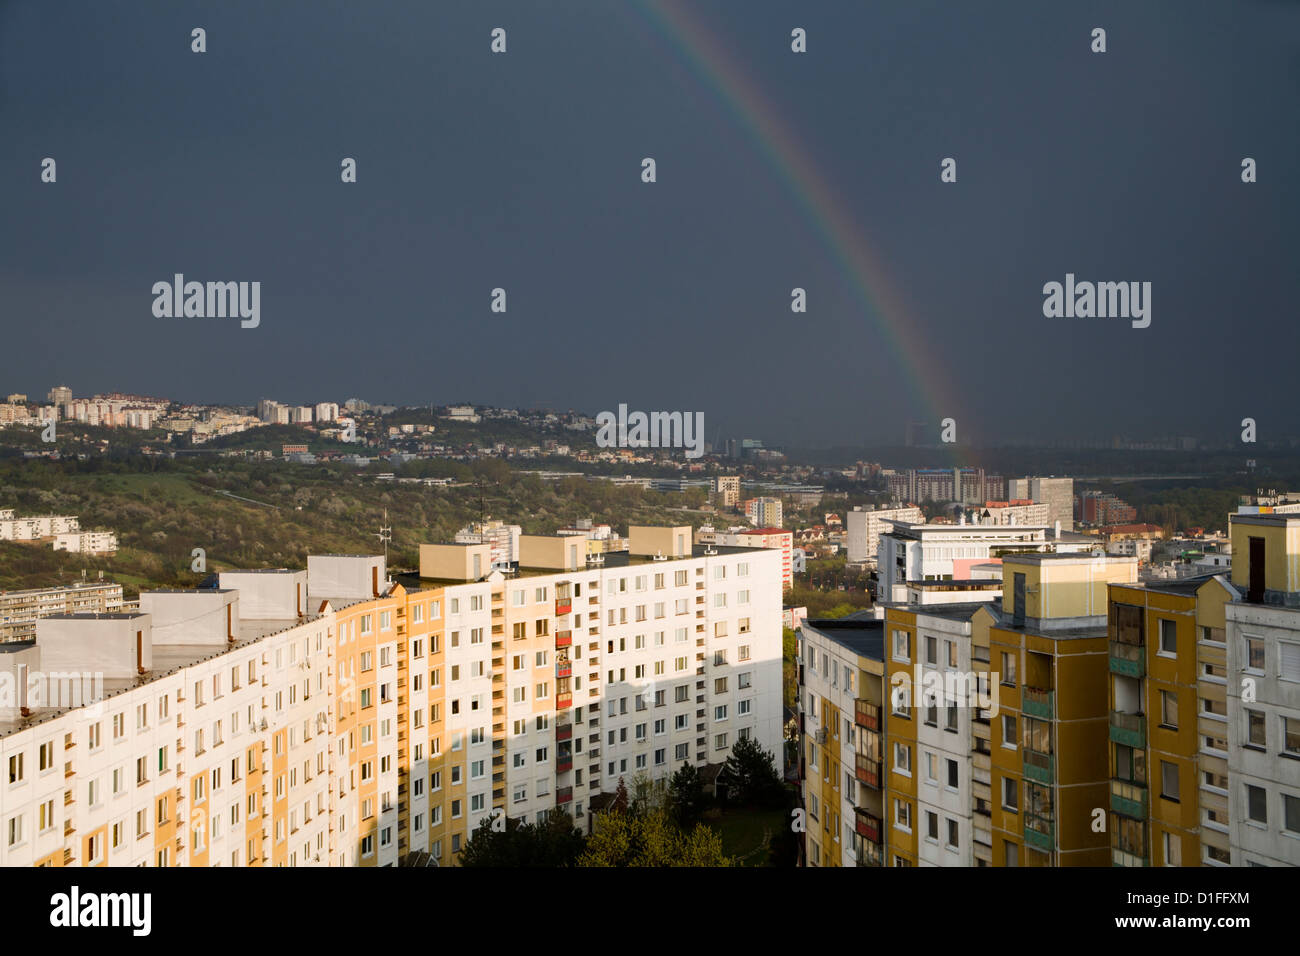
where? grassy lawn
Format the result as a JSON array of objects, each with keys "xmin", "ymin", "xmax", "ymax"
[{"xmin": 708, "ymin": 807, "xmax": 788, "ymax": 866}]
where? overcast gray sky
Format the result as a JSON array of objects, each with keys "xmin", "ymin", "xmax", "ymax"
[{"xmin": 2, "ymin": 0, "xmax": 1296, "ymax": 447}]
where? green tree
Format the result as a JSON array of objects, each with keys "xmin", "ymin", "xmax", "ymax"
[
  {"xmin": 782, "ymin": 627, "xmax": 798, "ymax": 711},
  {"xmin": 722, "ymin": 735, "xmax": 784, "ymax": 807},
  {"xmin": 609, "ymin": 776, "xmax": 630, "ymax": 814},
  {"xmin": 667, "ymin": 761, "xmax": 706, "ymax": 828},
  {"xmin": 458, "ymin": 810, "xmax": 585, "ymax": 867},
  {"xmin": 577, "ymin": 809, "xmax": 733, "ymax": 867}
]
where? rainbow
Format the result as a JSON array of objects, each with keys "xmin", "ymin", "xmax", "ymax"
[{"xmin": 633, "ymin": 0, "xmax": 963, "ymax": 455}]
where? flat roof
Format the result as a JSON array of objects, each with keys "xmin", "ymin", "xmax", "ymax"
[
  {"xmin": 141, "ymin": 588, "xmax": 234, "ymax": 594},
  {"xmin": 1230, "ymin": 513, "xmax": 1300, "ymax": 527},
  {"xmin": 1003, "ymin": 552, "xmax": 1126, "ymax": 564},
  {"xmin": 800, "ymin": 618, "xmax": 884, "ymax": 660},
  {"xmin": 1, "ymin": 612, "xmax": 322, "ymax": 738},
  {"xmin": 41, "ymin": 612, "xmax": 148, "ymax": 621},
  {"xmin": 405, "ymin": 544, "xmax": 764, "ymax": 585},
  {"xmin": 881, "ymin": 600, "xmax": 997, "ymax": 621}
]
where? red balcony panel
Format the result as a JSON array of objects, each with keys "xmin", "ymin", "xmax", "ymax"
[
  {"xmin": 556, "ymin": 786, "xmax": 573, "ymax": 804},
  {"xmin": 555, "ymin": 600, "xmax": 573, "ymax": 617},
  {"xmin": 854, "ymin": 699, "xmax": 880, "ymax": 731},
  {"xmin": 556, "ymin": 724, "xmax": 573, "ymax": 742},
  {"xmin": 555, "ymin": 631, "xmax": 573, "ymax": 649},
  {"xmin": 854, "ymin": 810, "xmax": 882, "ymax": 843},
  {"xmin": 556, "ymin": 692, "xmax": 573, "ymax": 710}
]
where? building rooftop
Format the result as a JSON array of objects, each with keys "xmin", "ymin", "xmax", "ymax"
[
  {"xmin": 1, "ymin": 612, "xmax": 323, "ymax": 739},
  {"xmin": 881, "ymin": 600, "xmax": 997, "ymax": 621},
  {"xmin": 41, "ymin": 612, "xmax": 148, "ymax": 621},
  {"xmin": 401, "ymin": 543, "xmax": 766, "ymax": 586},
  {"xmin": 800, "ymin": 618, "xmax": 884, "ymax": 661}
]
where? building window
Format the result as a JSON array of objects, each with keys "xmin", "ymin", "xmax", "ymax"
[
  {"xmin": 1246, "ymin": 709, "xmax": 1266, "ymax": 749},
  {"xmin": 1246, "ymin": 784, "xmax": 1267, "ymax": 824},
  {"xmin": 1159, "ymin": 761, "xmax": 1179, "ymax": 802},
  {"xmin": 1158, "ymin": 619, "xmax": 1177, "ymax": 656},
  {"xmin": 1243, "ymin": 636, "xmax": 1265, "ymax": 673}
]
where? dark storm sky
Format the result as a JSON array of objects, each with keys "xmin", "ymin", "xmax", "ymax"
[{"xmin": 1, "ymin": 0, "xmax": 1297, "ymax": 448}]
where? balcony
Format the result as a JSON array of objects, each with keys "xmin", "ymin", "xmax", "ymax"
[
  {"xmin": 1023, "ymin": 748, "xmax": 1054, "ymax": 784},
  {"xmin": 556, "ymin": 757, "xmax": 573, "ymax": 773},
  {"xmin": 556, "ymin": 692, "xmax": 573, "ymax": 710},
  {"xmin": 854, "ymin": 699, "xmax": 880, "ymax": 731},
  {"xmin": 1109, "ymin": 640, "xmax": 1145, "ymax": 678},
  {"xmin": 854, "ymin": 808, "xmax": 882, "ymax": 844},
  {"xmin": 556, "ymin": 786, "xmax": 573, "ymax": 805},
  {"xmin": 854, "ymin": 754, "xmax": 882, "ymax": 789},
  {"xmin": 1109, "ymin": 710, "xmax": 1145, "ymax": 747},
  {"xmin": 1023, "ymin": 819, "xmax": 1054, "ymax": 852},
  {"xmin": 1110, "ymin": 778, "xmax": 1148, "ymax": 819},
  {"xmin": 1112, "ymin": 846, "xmax": 1148, "ymax": 867},
  {"xmin": 556, "ymin": 723, "xmax": 573, "ymax": 742},
  {"xmin": 555, "ymin": 630, "xmax": 573, "ymax": 649},
  {"xmin": 1022, "ymin": 687, "xmax": 1054, "ymax": 719},
  {"xmin": 556, "ymin": 662, "xmax": 572, "ymax": 680},
  {"xmin": 555, "ymin": 599, "xmax": 572, "ymax": 617}
]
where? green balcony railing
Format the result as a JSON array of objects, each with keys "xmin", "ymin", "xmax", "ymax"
[
  {"xmin": 1024, "ymin": 818, "xmax": 1055, "ymax": 852},
  {"xmin": 1022, "ymin": 687, "xmax": 1054, "ymax": 719},
  {"xmin": 1109, "ymin": 640, "xmax": 1145, "ymax": 677},
  {"xmin": 1108, "ymin": 711, "xmax": 1146, "ymax": 748},
  {"xmin": 1023, "ymin": 748, "xmax": 1054, "ymax": 784},
  {"xmin": 1109, "ymin": 778, "xmax": 1148, "ymax": 819}
]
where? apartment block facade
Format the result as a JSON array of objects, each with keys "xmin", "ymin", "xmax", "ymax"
[{"xmin": 0, "ymin": 526, "xmax": 785, "ymax": 867}]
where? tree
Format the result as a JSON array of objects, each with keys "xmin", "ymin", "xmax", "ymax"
[
  {"xmin": 458, "ymin": 810, "xmax": 585, "ymax": 867},
  {"xmin": 722, "ymin": 735, "xmax": 784, "ymax": 807},
  {"xmin": 577, "ymin": 809, "xmax": 733, "ymax": 867},
  {"xmin": 667, "ymin": 761, "xmax": 706, "ymax": 828},
  {"xmin": 782, "ymin": 627, "xmax": 798, "ymax": 711},
  {"xmin": 609, "ymin": 776, "xmax": 630, "ymax": 814}
]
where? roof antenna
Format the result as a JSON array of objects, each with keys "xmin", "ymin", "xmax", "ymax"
[{"xmin": 374, "ymin": 509, "xmax": 391, "ymax": 568}]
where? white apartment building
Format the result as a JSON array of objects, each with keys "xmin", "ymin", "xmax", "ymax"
[
  {"xmin": 0, "ymin": 528, "xmax": 786, "ymax": 867},
  {"xmin": 903, "ymin": 604, "xmax": 986, "ymax": 867},
  {"xmin": 53, "ymin": 531, "xmax": 118, "ymax": 555},
  {"xmin": 1224, "ymin": 513, "xmax": 1300, "ymax": 866},
  {"xmin": 846, "ymin": 505, "xmax": 925, "ymax": 564},
  {"xmin": 1007, "ymin": 477, "xmax": 1074, "ymax": 532},
  {"xmin": 419, "ymin": 528, "xmax": 785, "ymax": 833},
  {"xmin": 877, "ymin": 524, "xmax": 1053, "ymax": 603},
  {"xmin": 0, "ymin": 512, "xmax": 80, "ymax": 541},
  {"xmin": 454, "ymin": 520, "xmax": 523, "ymax": 570},
  {"xmin": 0, "ymin": 582, "xmax": 125, "ymax": 643},
  {"xmin": 968, "ymin": 501, "xmax": 1051, "ymax": 528}
]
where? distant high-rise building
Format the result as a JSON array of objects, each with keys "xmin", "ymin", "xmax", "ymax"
[
  {"xmin": 1076, "ymin": 490, "xmax": 1135, "ymax": 527},
  {"xmin": 47, "ymin": 386, "xmax": 71, "ymax": 408},
  {"xmin": 845, "ymin": 504, "xmax": 925, "ymax": 563},
  {"xmin": 314, "ymin": 402, "xmax": 339, "ymax": 423},
  {"xmin": 1009, "ymin": 477, "xmax": 1075, "ymax": 532},
  {"xmin": 886, "ymin": 469, "xmax": 1004, "ymax": 506},
  {"xmin": 714, "ymin": 476, "xmax": 741, "ymax": 509},
  {"xmin": 744, "ymin": 496, "xmax": 783, "ymax": 529}
]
